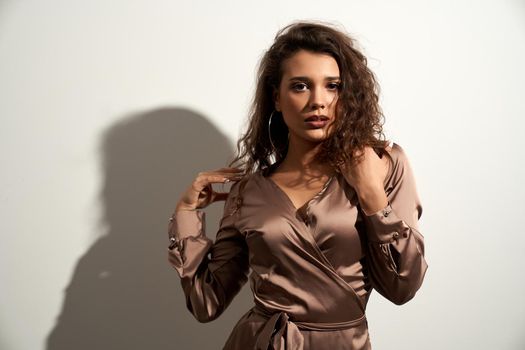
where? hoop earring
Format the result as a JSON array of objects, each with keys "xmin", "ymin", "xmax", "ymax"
[{"xmin": 268, "ymin": 110, "xmax": 277, "ymax": 152}]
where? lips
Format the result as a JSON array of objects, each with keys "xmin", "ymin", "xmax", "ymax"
[{"xmin": 304, "ymin": 115, "xmax": 329, "ymax": 122}]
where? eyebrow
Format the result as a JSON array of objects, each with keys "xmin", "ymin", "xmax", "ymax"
[{"xmin": 288, "ymin": 76, "xmax": 341, "ymax": 82}]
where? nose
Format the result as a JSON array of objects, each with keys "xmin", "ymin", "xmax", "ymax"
[
  {"xmin": 311, "ymin": 101, "xmax": 325, "ymax": 110},
  {"xmin": 309, "ymin": 86, "xmax": 329, "ymax": 110}
]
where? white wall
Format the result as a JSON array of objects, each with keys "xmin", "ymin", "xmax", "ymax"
[{"xmin": 1, "ymin": 0, "xmax": 524, "ymax": 349}]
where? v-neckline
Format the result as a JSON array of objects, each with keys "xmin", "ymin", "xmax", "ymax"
[{"xmin": 260, "ymin": 171, "xmax": 337, "ymax": 213}]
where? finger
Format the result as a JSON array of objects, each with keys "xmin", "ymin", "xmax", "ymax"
[
  {"xmin": 214, "ymin": 172, "xmax": 245, "ymax": 180},
  {"xmin": 211, "ymin": 167, "xmax": 244, "ymax": 174},
  {"xmin": 197, "ymin": 184, "xmax": 212, "ymax": 198},
  {"xmin": 195, "ymin": 174, "xmax": 242, "ymax": 188},
  {"xmin": 198, "ymin": 171, "xmax": 244, "ymax": 182},
  {"xmin": 218, "ymin": 173, "xmax": 244, "ymax": 183},
  {"xmin": 211, "ymin": 166, "xmax": 242, "ymax": 171},
  {"xmin": 219, "ymin": 171, "xmax": 245, "ymax": 179}
]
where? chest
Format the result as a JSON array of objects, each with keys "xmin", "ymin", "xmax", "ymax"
[
  {"xmin": 237, "ymin": 173, "xmax": 365, "ymax": 271},
  {"xmin": 268, "ymin": 174, "xmax": 332, "ymax": 210}
]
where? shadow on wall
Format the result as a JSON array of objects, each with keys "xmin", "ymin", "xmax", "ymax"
[{"xmin": 46, "ymin": 107, "xmax": 253, "ymax": 350}]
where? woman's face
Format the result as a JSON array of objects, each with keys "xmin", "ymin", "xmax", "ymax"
[{"xmin": 273, "ymin": 49, "xmax": 340, "ymax": 145}]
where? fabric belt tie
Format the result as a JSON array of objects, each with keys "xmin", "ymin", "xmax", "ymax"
[{"xmin": 253, "ymin": 308, "xmax": 367, "ymax": 350}]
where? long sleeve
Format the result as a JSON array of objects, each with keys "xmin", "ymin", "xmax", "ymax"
[
  {"xmin": 361, "ymin": 144, "xmax": 428, "ymax": 305},
  {"xmin": 167, "ymin": 180, "xmax": 249, "ymax": 322}
]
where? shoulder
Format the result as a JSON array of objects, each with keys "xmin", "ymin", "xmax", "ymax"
[
  {"xmin": 384, "ymin": 141, "xmax": 411, "ymax": 164},
  {"xmin": 385, "ymin": 141, "xmax": 415, "ymax": 184},
  {"xmin": 224, "ymin": 172, "xmax": 258, "ymax": 208},
  {"xmin": 221, "ymin": 172, "xmax": 261, "ymax": 224}
]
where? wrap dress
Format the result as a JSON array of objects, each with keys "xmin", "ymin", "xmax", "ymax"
[{"xmin": 167, "ymin": 142, "xmax": 428, "ymax": 349}]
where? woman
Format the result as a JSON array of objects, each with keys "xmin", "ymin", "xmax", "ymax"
[{"xmin": 168, "ymin": 20, "xmax": 427, "ymax": 350}]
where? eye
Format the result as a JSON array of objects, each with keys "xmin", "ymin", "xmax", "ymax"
[
  {"xmin": 292, "ymin": 83, "xmax": 308, "ymax": 92},
  {"xmin": 327, "ymin": 82, "xmax": 340, "ymax": 90}
]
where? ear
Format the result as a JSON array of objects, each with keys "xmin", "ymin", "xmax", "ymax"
[{"xmin": 272, "ymin": 87, "xmax": 281, "ymax": 112}]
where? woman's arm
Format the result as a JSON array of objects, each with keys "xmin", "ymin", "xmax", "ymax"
[
  {"xmin": 167, "ymin": 180, "xmax": 249, "ymax": 322},
  {"xmin": 360, "ymin": 144, "xmax": 428, "ymax": 305}
]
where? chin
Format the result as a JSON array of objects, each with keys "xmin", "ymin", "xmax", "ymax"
[
  {"xmin": 302, "ymin": 133, "xmax": 329, "ymax": 144},
  {"xmin": 306, "ymin": 129, "xmax": 330, "ymax": 138}
]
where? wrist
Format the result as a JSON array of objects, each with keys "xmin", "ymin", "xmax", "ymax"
[
  {"xmin": 175, "ymin": 202, "xmax": 197, "ymax": 212},
  {"xmin": 354, "ymin": 182, "xmax": 383, "ymax": 199},
  {"xmin": 356, "ymin": 186, "xmax": 388, "ymax": 215}
]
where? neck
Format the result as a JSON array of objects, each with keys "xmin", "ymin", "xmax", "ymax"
[{"xmin": 277, "ymin": 134, "xmax": 334, "ymax": 176}]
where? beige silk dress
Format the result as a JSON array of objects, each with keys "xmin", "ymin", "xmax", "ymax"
[{"xmin": 167, "ymin": 142, "xmax": 428, "ymax": 350}]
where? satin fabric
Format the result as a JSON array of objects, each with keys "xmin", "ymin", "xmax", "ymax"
[{"xmin": 168, "ymin": 142, "xmax": 428, "ymax": 349}]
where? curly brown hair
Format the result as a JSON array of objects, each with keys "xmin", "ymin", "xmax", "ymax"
[{"xmin": 227, "ymin": 19, "xmax": 392, "ymax": 181}]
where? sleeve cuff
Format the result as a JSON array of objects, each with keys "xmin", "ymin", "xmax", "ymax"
[
  {"xmin": 169, "ymin": 209, "xmax": 206, "ymax": 240},
  {"xmin": 363, "ymin": 203, "xmax": 410, "ymax": 244}
]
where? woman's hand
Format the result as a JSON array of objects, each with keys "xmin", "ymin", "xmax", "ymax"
[
  {"xmin": 339, "ymin": 145, "xmax": 392, "ymax": 215},
  {"xmin": 175, "ymin": 167, "xmax": 244, "ymax": 211}
]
